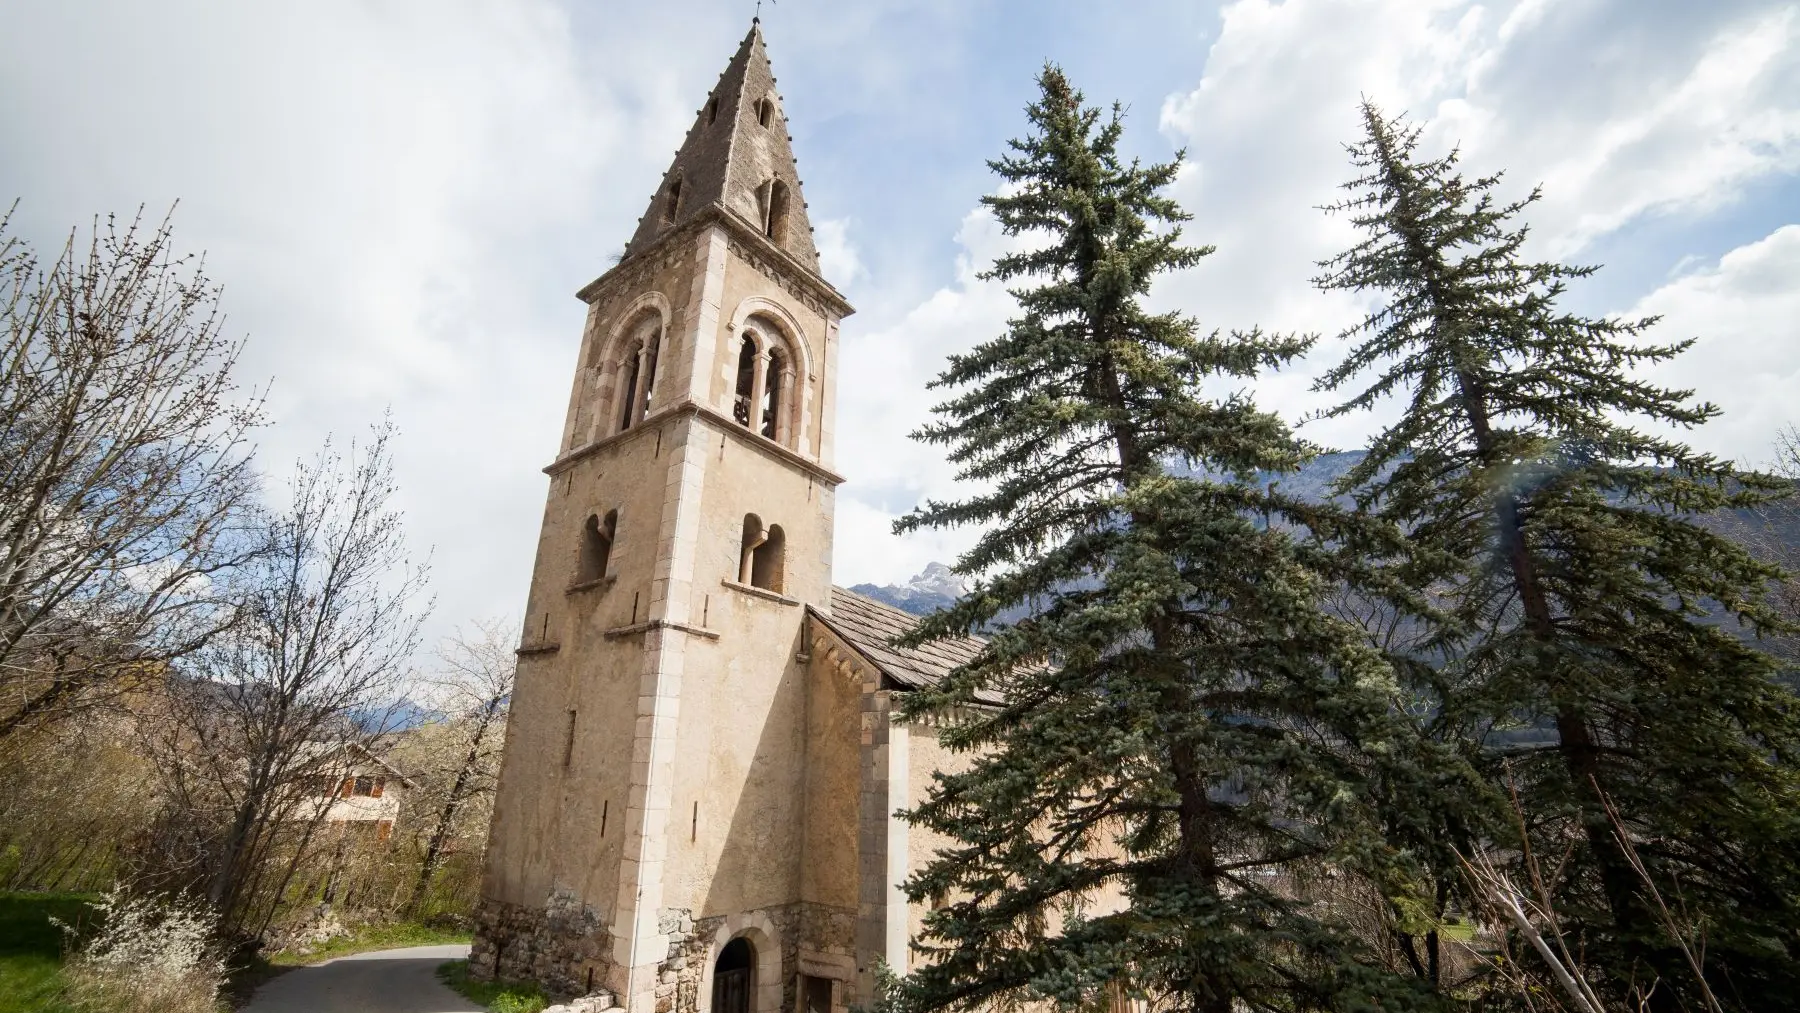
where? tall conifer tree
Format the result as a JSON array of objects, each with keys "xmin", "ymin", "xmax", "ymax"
[
  {"xmin": 1315, "ymin": 102, "xmax": 1800, "ymax": 1010},
  {"xmin": 885, "ymin": 69, "xmax": 1454, "ymax": 1013}
]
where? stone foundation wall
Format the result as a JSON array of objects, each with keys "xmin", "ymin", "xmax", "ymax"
[
  {"xmin": 473, "ymin": 897, "xmax": 860, "ymax": 1013},
  {"xmin": 471, "ymin": 889, "xmax": 614, "ymax": 999},
  {"xmin": 653, "ymin": 901, "xmax": 858, "ymax": 1013},
  {"xmin": 659, "ymin": 908, "xmax": 710, "ymax": 1013}
]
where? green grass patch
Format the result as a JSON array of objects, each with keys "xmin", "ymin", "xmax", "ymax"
[
  {"xmin": 1438, "ymin": 919, "xmax": 1478, "ymax": 943},
  {"xmin": 266, "ymin": 919, "xmax": 472, "ymax": 967},
  {"xmin": 0, "ymin": 892, "xmax": 97, "ymax": 1013},
  {"xmin": 438, "ymin": 959, "xmax": 551, "ymax": 1013}
]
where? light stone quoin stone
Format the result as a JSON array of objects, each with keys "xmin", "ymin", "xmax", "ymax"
[{"xmin": 471, "ymin": 18, "xmax": 1129, "ymax": 1013}]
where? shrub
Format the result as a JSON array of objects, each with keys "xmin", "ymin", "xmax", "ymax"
[{"xmin": 53, "ymin": 887, "xmax": 226, "ymax": 1013}]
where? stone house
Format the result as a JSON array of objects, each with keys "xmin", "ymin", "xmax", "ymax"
[{"xmin": 472, "ymin": 20, "xmax": 1006, "ymax": 1013}]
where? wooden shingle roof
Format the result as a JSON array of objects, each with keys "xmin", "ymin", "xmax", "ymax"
[{"xmin": 812, "ymin": 586, "xmax": 986, "ymax": 691}]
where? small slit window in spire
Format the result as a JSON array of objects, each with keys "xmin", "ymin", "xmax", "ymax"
[{"xmin": 662, "ymin": 176, "xmax": 682, "ymax": 226}]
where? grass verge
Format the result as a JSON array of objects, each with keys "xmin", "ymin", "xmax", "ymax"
[
  {"xmin": 265, "ymin": 919, "xmax": 472, "ymax": 967},
  {"xmin": 0, "ymin": 892, "xmax": 96, "ymax": 1013},
  {"xmin": 438, "ymin": 958, "xmax": 551, "ymax": 1013}
]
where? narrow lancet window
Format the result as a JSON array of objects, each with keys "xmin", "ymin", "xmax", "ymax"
[
  {"xmin": 766, "ymin": 180, "xmax": 790, "ymax": 244},
  {"xmin": 618, "ymin": 347, "xmax": 641, "ymax": 432},
  {"xmin": 739, "ymin": 515, "xmax": 786, "ymax": 593},
  {"xmin": 752, "ymin": 523, "xmax": 785, "ymax": 593},
  {"xmin": 639, "ymin": 330, "xmax": 660, "ymax": 420},
  {"xmin": 662, "ymin": 176, "xmax": 682, "ymax": 226},
  {"xmin": 761, "ymin": 350, "xmax": 783, "ymax": 441},
  {"xmin": 577, "ymin": 510, "xmax": 616, "ymax": 585},
  {"xmin": 733, "ymin": 336, "xmax": 757, "ymax": 428}
]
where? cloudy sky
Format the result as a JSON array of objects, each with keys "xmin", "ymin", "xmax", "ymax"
[{"xmin": 2, "ymin": 0, "xmax": 1795, "ymax": 648}]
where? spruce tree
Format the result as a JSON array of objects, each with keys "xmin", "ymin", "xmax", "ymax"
[
  {"xmin": 1315, "ymin": 101, "xmax": 1800, "ymax": 1011},
  {"xmin": 885, "ymin": 69, "xmax": 1455, "ymax": 1013}
]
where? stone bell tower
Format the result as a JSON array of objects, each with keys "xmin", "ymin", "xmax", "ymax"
[{"xmin": 473, "ymin": 20, "xmax": 855, "ymax": 1013}]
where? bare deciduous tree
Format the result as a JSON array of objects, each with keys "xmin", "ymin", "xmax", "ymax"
[
  {"xmin": 0, "ymin": 206, "xmax": 262, "ymax": 741},
  {"xmin": 403, "ymin": 619, "xmax": 513, "ymax": 917},
  {"xmin": 140, "ymin": 419, "xmax": 430, "ymax": 940}
]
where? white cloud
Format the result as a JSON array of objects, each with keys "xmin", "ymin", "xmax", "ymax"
[
  {"xmin": 831, "ymin": 206, "xmax": 1023, "ymax": 584},
  {"xmin": 814, "ymin": 217, "xmax": 867, "ymax": 289},
  {"xmin": 0, "ymin": 0, "xmax": 695, "ymax": 653},
  {"xmin": 1151, "ymin": 0, "xmax": 1800, "ymax": 451},
  {"xmin": 1633, "ymin": 225, "xmax": 1800, "ymax": 464},
  {"xmin": 1483, "ymin": 5, "xmax": 1800, "ymax": 256}
]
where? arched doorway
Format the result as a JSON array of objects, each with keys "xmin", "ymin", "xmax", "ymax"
[{"xmin": 712, "ymin": 937, "xmax": 754, "ymax": 1013}]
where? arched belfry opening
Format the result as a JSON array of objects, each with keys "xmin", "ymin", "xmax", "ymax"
[
  {"xmin": 738, "ymin": 515, "xmax": 785, "ymax": 593},
  {"xmin": 730, "ymin": 319, "xmax": 798, "ymax": 447},
  {"xmin": 615, "ymin": 314, "xmax": 663, "ymax": 433},
  {"xmin": 577, "ymin": 510, "xmax": 615, "ymax": 585},
  {"xmin": 712, "ymin": 937, "xmax": 754, "ymax": 1013}
]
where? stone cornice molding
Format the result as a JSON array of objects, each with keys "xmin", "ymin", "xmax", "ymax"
[
  {"xmin": 577, "ymin": 204, "xmax": 854, "ymax": 318},
  {"xmin": 602, "ymin": 619, "xmax": 720, "ymax": 641},
  {"xmin": 544, "ymin": 400, "xmax": 847, "ymax": 487}
]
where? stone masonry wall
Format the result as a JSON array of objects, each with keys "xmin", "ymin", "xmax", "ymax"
[
  {"xmin": 472, "ymin": 889, "xmax": 614, "ymax": 999},
  {"xmin": 652, "ymin": 900, "xmax": 855, "ymax": 1013}
]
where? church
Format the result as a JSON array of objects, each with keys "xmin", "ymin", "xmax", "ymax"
[{"xmin": 472, "ymin": 21, "xmax": 986, "ymax": 1013}]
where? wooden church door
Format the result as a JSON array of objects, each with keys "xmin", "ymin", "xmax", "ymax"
[{"xmin": 712, "ymin": 937, "xmax": 753, "ymax": 1013}]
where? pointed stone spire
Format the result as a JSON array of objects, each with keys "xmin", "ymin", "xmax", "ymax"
[{"xmin": 624, "ymin": 21, "xmax": 822, "ymax": 274}]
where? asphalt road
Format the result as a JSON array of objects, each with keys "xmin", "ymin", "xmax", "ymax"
[{"xmin": 242, "ymin": 944, "xmax": 483, "ymax": 1013}]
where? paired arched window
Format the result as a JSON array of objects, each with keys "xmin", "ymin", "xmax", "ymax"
[
  {"xmin": 577, "ymin": 510, "xmax": 616, "ymax": 585},
  {"xmin": 730, "ymin": 320, "xmax": 795, "ymax": 445},
  {"xmin": 615, "ymin": 314, "xmax": 662, "ymax": 433},
  {"xmin": 739, "ymin": 514, "xmax": 785, "ymax": 593}
]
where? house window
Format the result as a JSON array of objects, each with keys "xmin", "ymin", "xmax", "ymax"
[
  {"xmin": 353, "ymin": 776, "xmax": 376, "ymax": 797},
  {"xmin": 578, "ymin": 510, "xmax": 616, "ymax": 584},
  {"xmin": 739, "ymin": 514, "xmax": 785, "ymax": 593}
]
